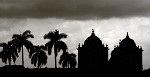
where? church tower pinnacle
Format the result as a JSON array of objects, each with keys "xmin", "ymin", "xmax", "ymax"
[
  {"xmin": 91, "ymin": 29, "xmax": 95, "ymax": 36},
  {"xmin": 126, "ymin": 32, "xmax": 129, "ymax": 39},
  {"xmin": 92, "ymin": 29, "xmax": 94, "ymax": 33}
]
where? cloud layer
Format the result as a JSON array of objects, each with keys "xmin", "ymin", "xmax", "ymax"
[
  {"xmin": 0, "ymin": 0, "xmax": 150, "ymax": 69},
  {"xmin": 0, "ymin": 0, "xmax": 150, "ymax": 18}
]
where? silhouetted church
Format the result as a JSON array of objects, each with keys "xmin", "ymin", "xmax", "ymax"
[
  {"xmin": 109, "ymin": 32, "xmax": 143, "ymax": 72},
  {"xmin": 78, "ymin": 29, "xmax": 108, "ymax": 72}
]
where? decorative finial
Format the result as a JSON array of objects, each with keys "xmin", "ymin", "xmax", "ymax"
[
  {"xmin": 126, "ymin": 32, "xmax": 129, "ymax": 38},
  {"xmin": 106, "ymin": 44, "xmax": 108, "ymax": 47},
  {"xmin": 92, "ymin": 29, "xmax": 94, "ymax": 33},
  {"xmin": 91, "ymin": 29, "xmax": 96, "ymax": 36},
  {"xmin": 78, "ymin": 43, "xmax": 80, "ymax": 47},
  {"xmin": 77, "ymin": 43, "xmax": 80, "ymax": 50}
]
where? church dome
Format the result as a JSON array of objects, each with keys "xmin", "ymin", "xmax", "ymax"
[
  {"xmin": 84, "ymin": 29, "xmax": 102, "ymax": 47},
  {"xmin": 119, "ymin": 32, "xmax": 136, "ymax": 48}
]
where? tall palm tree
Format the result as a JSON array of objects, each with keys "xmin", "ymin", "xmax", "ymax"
[
  {"xmin": 12, "ymin": 30, "xmax": 34, "ymax": 66},
  {"xmin": 44, "ymin": 30, "xmax": 68, "ymax": 68},
  {"xmin": 29, "ymin": 45, "xmax": 47, "ymax": 68},
  {"xmin": 59, "ymin": 52, "xmax": 77, "ymax": 68},
  {"xmin": 0, "ymin": 41, "xmax": 19, "ymax": 65}
]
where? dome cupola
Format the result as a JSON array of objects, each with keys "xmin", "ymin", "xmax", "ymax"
[{"xmin": 84, "ymin": 29, "xmax": 102, "ymax": 47}]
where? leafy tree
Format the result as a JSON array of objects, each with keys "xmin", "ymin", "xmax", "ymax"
[
  {"xmin": 0, "ymin": 41, "xmax": 19, "ymax": 65},
  {"xmin": 59, "ymin": 52, "xmax": 77, "ymax": 68},
  {"xmin": 44, "ymin": 30, "xmax": 67, "ymax": 68},
  {"xmin": 12, "ymin": 30, "xmax": 34, "ymax": 66},
  {"xmin": 29, "ymin": 45, "xmax": 47, "ymax": 68}
]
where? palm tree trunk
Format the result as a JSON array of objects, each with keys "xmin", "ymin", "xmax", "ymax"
[
  {"xmin": 9, "ymin": 61, "xmax": 11, "ymax": 65},
  {"xmin": 22, "ymin": 45, "xmax": 24, "ymax": 66},
  {"xmin": 55, "ymin": 55, "xmax": 57, "ymax": 68},
  {"xmin": 54, "ymin": 45, "xmax": 57, "ymax": 68},
  {"xmin": 68, "ymin": 63, "xmax": 69, "ymax": 68}
]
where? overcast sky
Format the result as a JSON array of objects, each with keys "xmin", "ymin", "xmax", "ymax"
[
  {"xmin": 0, "ymin": 0, "xmax": 150, "ymax": 18},
  {"xmin": 0, "ymin": 0, "xmax": 150, "ymax": 69}
]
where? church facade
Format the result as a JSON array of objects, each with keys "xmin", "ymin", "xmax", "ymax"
[
  {"xmin": 78, "ymin": 30, "xmax": 143, "ymax": 73},
  {"xmin": 109, "ymin": 32, "xmax": 143, "ymax": 72},
  {"xmin": 78, "ymin": 29, "xmax": 109, "ymax": 71}
]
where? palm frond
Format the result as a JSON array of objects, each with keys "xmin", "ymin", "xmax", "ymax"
[
  {"xmin": 22, "ymin": 30, "xmax": 31, "ymax": 37},
  {"xmin": 40, "ymin": 45, "xmax": 46, "ymax": 50},
  {"xmin": 29, "ymin": 46, "xmax": 36, "ymax": 58},
  {"xmin": 44, "ymin": 31, "xmax": 55, "ymax": 39},
  {"xmin": 70, "ymin": 53, "xmax": 77, "ymax": 58},
  {"xmin": 23, "ymin": 40, "xmax": 33, "ymax": 52},
  {"xmin": 0, "ymin": 43, "xmax": 7, "ymax": 47},
  {"xmin": 14, "ymin": 50, "xmax": 19, "ymax": 58},
  {"xmin": 54, "ymin": 30, "xmax": 59, "ymax": 37},
  {"xmin": 58, "ymin": 33, "xmax": 67, "ymax": 40},
  {"xmin": 37, "ymin": 50, "xmax": 47, "ymax": 68},
  {"xmin": 31, "ymin": 54, "xmax": 35, "ymax": 64},
  {"xmin": 0, "ymin": 50, "xmax": 8, "ymax": 64},
  {"xmin": 40, "ymin": 48, "xmax": 47, "ymax": 65},
  {"xmin": 32, "ymin": 53, "xmax": 38, "ymax": 66},
  {"xmin": 69, "ymin": 53, "xmax": 77, "ymax": 68},
  {"xmin": 59, "ymin": 52, "xmax": 68, "ymax": 65},
  {"xmin": 62, "ymin": 58, "xmax": 68, "ymax": 68},
  {"xmin": 55, "ymin": 41, "xmax": 68, "ymax": 53},
  {"xmin": 17, "ymin": 46, "xmax": 22, "ymax": 53},
  {"xmin": 30, "ymin": 45, "xmax": 48, "ymax": 68},
  {"xmin": 12, "ymin": 34, "xmax": 21, "ymax": 39},
  {"xmin": 0, "ymin": 41, "xmax": 19, "ymax": 65},
  {"xmin": 59, "ymin": 52, "xmax": 77, "ymax": 68},
  {"xmin": 10, "ymin": 44, "xmax": 19, "ymax": 58},
  {"xmin": 12, "ymin": 53, "xmax": 17, "ymax": 63},
  {"xmin": 45, "ymin": 41, "xmax": 54, "ymax": 55},
  {"xmin": 25, "ymin": 34, "xmax": 34, "ymax": 39},
  {"xmin": 11, "ymin": 39, "xmax": 22, "ymax": 53}
]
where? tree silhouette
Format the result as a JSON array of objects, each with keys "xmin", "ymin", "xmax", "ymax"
[
  {"xmin": 29, "ymin": 45, "xmax": 47, "ymax": 68},
  {"xmin": 12, "ymin": 30, "xmax": 34, "ymax": 66},
  {"xmin": 44, "ymin": 30, "xmax": 67, "ymax": 68},
  {"xmin": 59, "ymin": 52, "xmax": 77, "ymax": 68},
  {"xmin": 0, "ymin": 41, "xmax": 19, "ymax": 65}
]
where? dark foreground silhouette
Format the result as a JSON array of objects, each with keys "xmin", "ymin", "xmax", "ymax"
[
  {"xmin": 0, "ymin": 30, "xmax": 77, "ymax": 69},
  {"xmin": 0, "ymin": 65, "xmax": 79, "ymax": 76},
  {"xmin": 0, "ymin": 65, "xmax": 149, "ymax": 77},
  {"xmin": 0, "ymin": 30, "xmax": 149, "ymax": 77}
]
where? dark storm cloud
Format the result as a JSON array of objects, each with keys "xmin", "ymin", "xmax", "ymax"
[{"xmin": 0, "ymin": 0, "xmax": 150, "ymax": 18}]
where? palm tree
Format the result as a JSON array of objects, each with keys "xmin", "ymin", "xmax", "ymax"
[
  {"xmin": 59, "ymin": 52, "xmax": 77, "ymax": 68},
  {"xmin": 44, "ymin": 30, "xmax": 68, "ymax": 68},
  {"xmin": 29, "ymin": 45, "xmax": 47, "ymax": 68},
  {"xmin": 0, "ymin": 41, "xmax": 19, "ymax": 65},
  {"xmin": 12, "ymin": 30, "xmax": 34, "ymax": 66}
]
